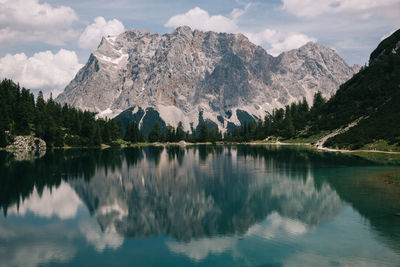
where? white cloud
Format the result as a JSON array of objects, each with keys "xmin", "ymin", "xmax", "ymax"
[
  {"xmin": 165, "ymin": 6, "xmax": 316, "ymax": 56},
  {"xmin": 281, "ymin": 0, "xmax": 400, "ymax": 18},
  {"xmin": 78, "ymin": 16, "xmax": 125, "ymax": 50},
  {"xmin": 8, "ymin": 182, "xmax": 83, "ymax": 219},
  {"xmin": 79, "ymin": 220, "xmax": 124, "ymax": 252},
  {"xmin": 0, "ymin": 0, "xmax": 79, "ymax": 46},
  {"xmin": 246, "ymin": 29, "xmax": 316, "ymax": 56},
  {"xmin": 246, "ymin": 212, "xmax": 308, "ymax": 240},
  {"xmin": 267, "ymin": 33, "xmax": 316, "ymax": 56},
  {"xmin": 0, "ymin": 223, "xmax": 77, "ymax": 267},
  {"xmin": 165, "ymin": 6, "xmax": 239, "ymax": 33},
  {"xmin": 0, "ymin": 49, "xmax": 83, "ymax": 97},
  {"xmin": 166, "ymin": 236, "xmax": 238, "ymax": 261},
  {"xmin": 167, "ymin": 213, "xmax": 308, "ymax": 262}
]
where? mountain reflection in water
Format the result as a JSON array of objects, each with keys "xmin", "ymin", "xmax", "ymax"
[{"xmin": 1, "ymin": 145, "xmax": 400, "ymax": 266}]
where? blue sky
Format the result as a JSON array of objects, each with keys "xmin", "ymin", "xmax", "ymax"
[{"xmin": 0, "ymin": 0, "xmax": 399, "ymax": 95}]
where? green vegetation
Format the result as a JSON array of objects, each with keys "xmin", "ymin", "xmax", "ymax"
[
  {"xmin": 321, "ymin": 50, "xmax": 400, "ymax": 150},
  {"xmin": 282, "ymin": 131, "xmax": 329, "ymax": 144},
  {"xmin": 224, "ymin": 97, "xmax": 312, "ymax": 142},
  {"xmin": 382, "ymin": 172, "xmax": 400, "ymax": 184},
  {"xmin": 359, "ymin": 140, "xmax": 400, "ymax": 152},
  {"xmin": 0, "ymin": 79, "xmax": 122, "ymax": 148},
  {"xmin": 226, "ymin": 30, "xmax": 400, "ymax": 150},
  {"xmin": 388, "ymin": 174, "xmax": 400, "ymax": 184},
  {"xmin": 389, "ymin": 175, "xmax": 400, "ymax": 184}
]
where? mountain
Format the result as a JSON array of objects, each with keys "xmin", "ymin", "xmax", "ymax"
[
  {"xmin": 56, "ymin": 26, "xmax": 358, "ymax": 132},
  {"xmin": 316, "ymin": 29, "xmax": 400, "ymax": 149}
]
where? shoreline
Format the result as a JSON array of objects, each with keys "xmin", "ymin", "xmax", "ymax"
[
  {"xmin": 247, "ymin": 141, "xmax": 400, "ymax": 155},
  {"xmin": 2, "ymin": 140, "xmax": 400, "ymax": 155}
]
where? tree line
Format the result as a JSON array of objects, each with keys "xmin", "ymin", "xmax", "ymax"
[
  {"xmin": 0, "ymin": 78, "xmax": 330, "ymax": 147},
  {"xmin": 224, "ymin": 92, "xmax": 326, "ymax": 142},
  {"xmin": 0, "ymin": 79, "xmax": 122, "ymax": 147},
  {"xmin": 0, "ymin": 79, "xmax": 224, "ymax": 147}
]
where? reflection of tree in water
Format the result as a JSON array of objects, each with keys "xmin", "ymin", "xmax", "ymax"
[
  {"xmin": 124, "ymin": 147, "xmax": 142, "ymax": 168},
  {"xmin": 323, "ymin": 168, "xmax": 400, "ymax": 252},
  {"xmin": 196, "ymin": 145, "xmax": 223, "ymax": 162},
  {"xmin": 0, "ymin": 149, "xmax": 122, "ymax": 215},
  {"xmin": 166, "ymin": 146, "xmax": 185, "ymax": 165},
  {"xmin": 146, "ymin": 146, "xmax": 164, "ymax": 165},
  {"xmin": 1, "ymin": 146, "xmax": 399, "ymax": 250}
]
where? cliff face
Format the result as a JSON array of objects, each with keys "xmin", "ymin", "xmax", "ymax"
[{"xmin": 57, "ymin": 26, "xmax": 358, "ymax": 132}]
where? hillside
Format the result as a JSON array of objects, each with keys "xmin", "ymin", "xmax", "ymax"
[{"xmin": 321, "ymin": 29, "xmax": 400, "ymax": 149}]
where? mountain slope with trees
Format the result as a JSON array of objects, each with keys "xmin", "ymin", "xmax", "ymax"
[
  {"xmin": 318, "ymin": 29, "xmax": 400, "ymax": 149},
  {"xmin": 226, "ymin": 29, "xmax": 400, "ymax": 150}
]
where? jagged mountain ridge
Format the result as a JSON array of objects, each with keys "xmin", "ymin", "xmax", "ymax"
[{"xmin": 56, "ymin": 26, "xmax": 359, "ymax": 132}]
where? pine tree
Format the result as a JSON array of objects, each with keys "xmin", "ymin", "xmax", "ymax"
[
  {"xmin": 54, "ymin": 127, "xmax": 64, "ymax": 147},
  {"xmin": 311, "ymin": 91, "xmax": 326, "ymax": 113},
  {"xmin": 197, "ymin": 122, "xmax": 209, "ymax": 142},
  {"xmin": 166, "ymin": 125, "xmax": 175, "ymax": 142},
  {"xmin": 102, "ymin": 121, "xmax": 111, "ymax": 144},
  {"xmin": 282, "ymin": 113, "xmax": 295, "ymax": 138},
  {"xmin": 124, "ymin": 121, "xmax": 132, "ymax": 141},
  {"xmin": 148, "ymin": 122, "xmax": 162, "ymax": 142},
  {"xmin": 93, "ymin": 124, "xmax": 102, "ymax": 146},
  {"xmin": 0, "ymin": 122, "xmax": 6, "ymax": 147},
  {"xmin": 176, "ymin": 122, "xmax": 185, "ymax": 141}
]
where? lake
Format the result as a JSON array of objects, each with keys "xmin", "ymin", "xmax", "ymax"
[{"xmin": 1, "ymin": 145, "xmax": 400, "ymax": 266}]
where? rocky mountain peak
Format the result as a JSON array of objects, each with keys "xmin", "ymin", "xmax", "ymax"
[
  {"xmin": 56, "ymin": 27, "xmax": 358, "ymax": 132},
  {"xmin": 174, "ymin": 25, "xmax": 193, "ymax": 35}
]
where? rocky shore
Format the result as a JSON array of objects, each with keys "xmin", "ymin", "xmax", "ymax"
[{"xmin": 6, "ymin": 135, "xmax": 46, "ymax": 161}]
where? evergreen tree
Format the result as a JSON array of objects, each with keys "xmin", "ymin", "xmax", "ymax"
[
  {"xmin": 166, "ymin": 125, "xmax": 176, "ymax": 142},
  {"xmin": 93, "ymin": 124, "xmax": 102, "ymax": 146},
  {"xmin": 54, "ymin": 127, "xmax": 64, "ymax": 147},
  {"xmin": 282, "ymin": 113, "xmax": 295, "ymax": 138},
  {"xmin": 0, "ymin": 123, "xmax": 6, "ymax": 147},
  {"xmin": 124, "ymin": 121, "xmax": 140, "ymax": 143},
  {"xmin": 0, "ymin": 78, "xmax": 123, "ymax": 147},
  {"xmin": 148, "ymin": 122, "xmax": 162, "ymax": 142},
  {"xmin": 176, "ymin": 122, "xmax": 185, "ymax": 141},
  {"xmin": 311, "ymin": 91, "xmax": 326, "ymax": 113},
  {"xmin": 102, "ymin": 121, "xmax": 111, "ymax": 144},
  {"xmin": 124, "ymin": 121, "xmax": 132, "ymax": 141},
  {"xmin": 197, "ymin": 122, "xmax": 209, "ymax": 142}
]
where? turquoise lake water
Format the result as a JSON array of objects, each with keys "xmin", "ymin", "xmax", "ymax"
[{"xmin": 1, "ymin": 145, "xmax": 400, "ymax": 266}]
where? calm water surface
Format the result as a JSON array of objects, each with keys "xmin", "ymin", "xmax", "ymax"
[{"xmin": 1, "ymin": 145, "xmax": 400, "ymax": 266}]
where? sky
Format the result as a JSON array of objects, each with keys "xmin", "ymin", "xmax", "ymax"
[{"xmin": 0, "ymin": 0, "xmax": 399, "ymax": 96}]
